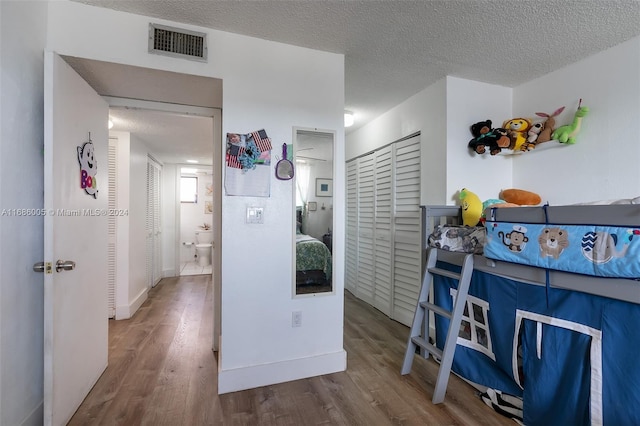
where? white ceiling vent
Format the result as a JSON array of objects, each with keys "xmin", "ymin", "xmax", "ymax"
[{"xmin": 148, "ymin": 23, "xmax": 207, "ymax": 62}]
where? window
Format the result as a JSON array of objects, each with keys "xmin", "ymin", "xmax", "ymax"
[
  {"xmin": 450, "ymin": 289, "xmax": 495, "ymax": 360},
  {"xmin": 180, "ymin": 176, "xmax": 197, "ymax": 203}
]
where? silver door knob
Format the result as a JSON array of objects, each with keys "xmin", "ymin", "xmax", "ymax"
[{"xmin": 55, "ymin": 260, "xmax": 76, "ymax": 272}]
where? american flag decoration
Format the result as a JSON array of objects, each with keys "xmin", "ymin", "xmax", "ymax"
[
  {"xmin": 226, "ymin": 148, "xmax": 244, "ymax": 169},
  {"xmin": 226, "ymin": 129, "xmax": 272, "ymax": 170},
  {"xmin": 250, "ymin": 129, "xmax": 272, "ymax": 153}
]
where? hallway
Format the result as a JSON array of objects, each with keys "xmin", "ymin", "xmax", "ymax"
[{"xmin": 69, "ymin": 275, "xmax": 513, "ymax": 425}]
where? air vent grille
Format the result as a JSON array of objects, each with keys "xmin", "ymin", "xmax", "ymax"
[{"xmin": 149, "ymin": 23, "xmax": 207, "ymax": 62}]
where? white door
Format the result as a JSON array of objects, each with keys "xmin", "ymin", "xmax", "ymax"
[
  {"xmin": 373, "ymin": 146, "xmax": 393, "ymax": 316},
  {"xmin": 392, "ymin": 136, "xmax": 421, "ymax": 326},
  {"xmin": 43, "ymin": 52, "xmax": 109, "ymax": 426}
]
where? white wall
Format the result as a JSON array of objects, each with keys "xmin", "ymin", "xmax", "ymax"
[
  {"xmin": 513, "ymin": 36, "xmax": 640, "ymax": 205},
  {"xmin": 46, "ymin": 0, "xmax": 345, "ymax": 394},
  {"xmin": 0, "ymin": 1, "xmax": 47, "ymax": 424},
  {"xmin": 348, "ymin": 36, "xmax": 640, "ymax": 208},
  {"xmin": 179, "ymin": 171, "xmax": 213, "ymax": 263},
  {"xmin": 347, "ymin": 76, "xmax": 513, "ymax": 206},
  {"xmin": 346, "ymin": 78, "xmax": 450, "ymax": 205},
  {"xmin": 445, "ymin": 76, "xmax": 513, "ymax": 203}
]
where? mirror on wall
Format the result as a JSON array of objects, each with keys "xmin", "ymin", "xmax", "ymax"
[{"xmin": 293, "ymin": 128, "xmax": 334, "ymax": 296}]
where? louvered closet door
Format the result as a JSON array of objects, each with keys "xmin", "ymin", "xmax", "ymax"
[
  {"xmin": 373, "ymin": 146, "xmax": 393, "ymax": 316},
  {"xmin": 152, "ymin": 165, "xmax": 162, "ymax": 286},
  {"xmin": 356, "ymin": 153, "xmax": 375, "ymax": 306},
  {"xmin": 107, "ymin": 139, "xmax": 117, "ymax": 319},
  {"xmin": 345, "ymin": 159, "xmax": 359, "ymax": 294},
  {"xmin": 146, "ymin": 162, "xmax": 153, "ymax": 289},
  {"xmin": 391, "ymin": 136, "xmax": 422, "ymax": 326},
  {"xmin": 146, "ymin": 157, "xmax": 163, "ymax": 289}
]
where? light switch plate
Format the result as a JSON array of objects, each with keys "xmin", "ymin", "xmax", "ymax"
[{"xmin": 246, "ymin": 206, "xmax": 264, "ymax": 224}]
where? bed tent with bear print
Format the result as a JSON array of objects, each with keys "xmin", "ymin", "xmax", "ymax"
[{"xmin": 423, "ymin": 203, "xmax": 640, "ymax": 425}]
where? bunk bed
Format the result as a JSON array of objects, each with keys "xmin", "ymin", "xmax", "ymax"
[{"xmin": 421, "ymin": 204, "xmax": 640, "ymax": 426}]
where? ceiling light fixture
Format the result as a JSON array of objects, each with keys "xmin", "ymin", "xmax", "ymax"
[
  {"xmin": 344, "ymin": 110, "xmax": 355, "ymax": 128},
  {"xmin": 186, "ymin": 159, "xmax": 199, "ymax": 163}
]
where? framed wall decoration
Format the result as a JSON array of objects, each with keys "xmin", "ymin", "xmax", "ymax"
[
  {"xmin": 316, "ymin": 178, "xmax": 333, "ymax": 197},
  {"xmin": 308, "ymin": 201, "xmax": 317, "ymax": 211}
]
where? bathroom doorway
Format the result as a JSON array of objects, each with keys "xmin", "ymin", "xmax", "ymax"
[{"xmin": 178, "ymin": 165, "xmax": 215, "ymax": 276}]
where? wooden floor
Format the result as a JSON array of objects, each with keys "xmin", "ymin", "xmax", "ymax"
[{"xmin": 69, "ymin": 275, "xmax": 514, "ymax": 425}]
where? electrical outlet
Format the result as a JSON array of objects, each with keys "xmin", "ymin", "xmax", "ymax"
[{"xmin": 292, "ymin": 311, "xmax": 302, "ymax": 328}]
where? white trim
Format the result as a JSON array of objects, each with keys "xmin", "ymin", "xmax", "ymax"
[
  {"xmin": 218, "ymin": 350, "xmax": 346, "ymax": 394},
  {"xmin": 19, "ymin": 400, "xmax": 43, "ymax": 426},
  {"xmin": 115, "ymin": 287, "xmax": 148, "ymax": 320},
  {"xmin": 536, "ymin": 321, "xmax": 542, "ymax": 359},
  {"xmin": 162, "ymin": 268, "xmax": 176, "ymax": 278},
  {"xmin": 513, "ymin": 309, "xmax": 603, "ymax": 426},
  {"xmin": 450, "ymin": 289, "xmax": 496, "ymax": 361},
  {"xmin": 103, "ymin": 96, "xmax": 217, "ymax": 118}
]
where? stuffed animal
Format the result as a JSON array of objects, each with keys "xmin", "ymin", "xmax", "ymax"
[
  {"xmin": 500, "ymin": 188, "xmax": 542, "ymax": 206},
  {"xmin": 502, "ymin": 117, "xmax": 533, "ymax": 151},
  {"xmin": 552, "ymin": 100, "xmax": 589, "ymax": 144},
  {"xmin": 468, "ymin": 120, "xmax": 511, "ymax": 156},
  {"xmin": 459, "ymin": 188, "xmax": 483, "ymax": 226},
  {"xmin": 527, "ymin": 122, "xmax": 544, "ymax": 144},
  {"xmin": 535, "ymin": 106, "xmax": 565, "ymax": 143}
]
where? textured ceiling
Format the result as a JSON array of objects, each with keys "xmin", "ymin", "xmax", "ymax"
[
  {"xmin": 71, "ymin": 0, "xmax": 640, "ymax": 165},
  {"xmin": 75, "ymin": 0, "xmax": 640, "ymax": 133}
]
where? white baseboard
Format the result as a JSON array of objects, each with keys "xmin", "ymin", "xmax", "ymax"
[
  {"xmin": 20, "ymin": 400, "xmax": 43, "ymax": 426},
  {"xmin": 115, "ymin": 287, "xmax": 148, "ymax": 320},
  {"xmin": 218, "ymin": 350, "xmax": 347, "ymax": 394},
  {"xmin": 162, "ymin": 268, "xmax": 176, "ymax": 278}
]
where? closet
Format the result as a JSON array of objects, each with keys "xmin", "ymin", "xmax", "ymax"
[
  {"xmin": 345, "ymin": 134, "xmax": 422, "ymax": 326},
  {"xmin": 107, "ymin": 139, "xmax": 118, "ymax": 318},
  {"xmin": 146, "ymin": 156, "xmax": 163, "ymax": 288}
]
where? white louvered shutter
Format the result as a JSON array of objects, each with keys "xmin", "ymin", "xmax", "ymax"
[
  {"xmin": 391, "ymin": 136, "xmax": 422, "ymax": 326},
  {"xmin": 146, "ymin": 157, "xmax": 163, "ymax": 289},
  {"xmin": 345, "ymin": 159, "xmax": 359, "ymax": 294},
  {"xmin": 152, "ymin": 164, "xmax": 162, "ymax": 286},
  {"xmin": 356, "ymin": 153, "xmax": 375, "ymax": 306},
  {"xmin": 146, "ymin": 161, "xmax": 153, "ymax": 289},
  {"xmin": 373, "ymin": 146, "xmax": 393, "ymax": 316},
  {"xmin": 107, "ymin": 139, "xmax": 118, "ymax": 318}
]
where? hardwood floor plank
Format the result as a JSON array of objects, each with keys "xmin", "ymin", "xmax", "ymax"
[{"xmin": 70, "ymin": 276, "xmax": 516, "ymax": 426}]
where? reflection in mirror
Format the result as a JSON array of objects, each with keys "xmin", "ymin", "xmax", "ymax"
[{"xmin": 293, "ymin": 128, "xmax": 334, "ymax": 296}]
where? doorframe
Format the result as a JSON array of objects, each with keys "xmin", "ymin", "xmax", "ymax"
[{"xmin": 106, "ymin": 97, "xmax": 222, "ymax": 351}]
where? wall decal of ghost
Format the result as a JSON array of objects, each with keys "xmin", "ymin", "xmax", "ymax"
[{"xmin": 77, "ymin": 137, "xmax": 98, "ymax": 199}]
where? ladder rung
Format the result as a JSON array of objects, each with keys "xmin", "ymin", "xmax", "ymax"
[
  {"xmin": 427, "ymin": 267, "xmax": 461, "ymax": 280},
  {"xmin": 410, "ymin": 336, "xmax": 443, "ymax": 359},
  {"xmin": 419, "ymin": 301, "xmax": 452, "ymax": 319}
]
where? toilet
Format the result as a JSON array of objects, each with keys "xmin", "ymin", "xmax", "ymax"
[{"xmin": 195, "ymin": 229, "xmax": 213, "ymax": 267}]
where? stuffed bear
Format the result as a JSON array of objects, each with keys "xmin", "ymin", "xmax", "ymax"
[
  {"xmin": 502, "ymin": 117, "xmax": 533, "ymax": 151},
  {"xmin": 468, "ymin": 120, "xmax": 511, "ymax": 156}
]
